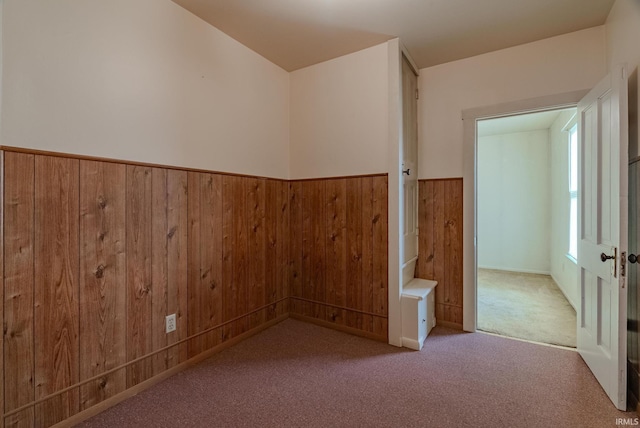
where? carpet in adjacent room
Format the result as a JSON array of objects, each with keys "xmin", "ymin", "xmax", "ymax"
[{"xmin": 477, "ymin": 268, "xmax": 577, "ymax": 347}]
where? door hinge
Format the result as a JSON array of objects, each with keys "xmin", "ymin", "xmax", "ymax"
[
  {"xmin": 415, "ymin": 89, "xmax": 419, "ymax": 100},
  {"xmin": 621, "ymin": 251, "xmax": 626, "ymax": 278}
]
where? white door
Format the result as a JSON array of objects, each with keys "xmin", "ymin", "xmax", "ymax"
[
  {"xmin": 577, "ymin": 67, "xmax": 629, "ymax": 410},
  {"xmin": 401, "ymin": 55, "xmax": 418, "ymax": 273}
]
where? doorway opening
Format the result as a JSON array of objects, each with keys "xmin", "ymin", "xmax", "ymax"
[{"xmin": 476, "ymin": 108, "xmax": 578, "ymax": 348}]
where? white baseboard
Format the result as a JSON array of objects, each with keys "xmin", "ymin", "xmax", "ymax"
[
  {"xmin": 550, "ymin": 272, "xmax": 577, "ymax": 311},
  {"xmin": 401, "ymin": 337, "xmax": 423, "ymax": 351}
]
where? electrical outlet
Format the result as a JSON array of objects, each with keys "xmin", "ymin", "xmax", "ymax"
[{"xmin": 166, "ymin": 314, "xmax": 177, "ymax": 333}]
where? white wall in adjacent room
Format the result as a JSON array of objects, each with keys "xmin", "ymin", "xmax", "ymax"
[
  {"xmin": 477, "ymin": 129, "xmax": 550, "ymax": 274},
  {"xmin": 1, "ymin": 0, "xmax": 290, "ymax": 179}
]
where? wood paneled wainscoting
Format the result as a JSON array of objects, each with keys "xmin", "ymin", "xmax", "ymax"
[
  {"xmin": 289, "ymin": 176, "xmax": 389, "ymax": 342},
  {"xmin": 1, "ymin": 149, "xmax": 290, "ymax": 427},
  {"xmin": 415, "ymin": 178, "xmax": 463, "ymax": 329}
]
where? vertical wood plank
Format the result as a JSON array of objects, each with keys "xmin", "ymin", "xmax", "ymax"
[
  {"xmin": 279, "ymin": 181, "xmax": 290, "ymax": 315},
  {"xmin": 289, "ymin": 182, "xmax": 303, "ymax": 308},
  {"xmin": 372, "ymin": 176, "xmax": 388, "ymax": 338},
  {"xmin": 301, "ymin": 180, "xmax": 326, "ymax": 319},
  {"xmin": 0, "ymin": 152, "xmax": 3, "ymax": 428},
  {"xmin": 200, "ymin": 174, "xmax": 223, "ymax": 349},
  {"xmin": 265, "ymin": 180, "xmax": 278, "ymax": 320},
  {"xmin": 433, "ymin": 180, "xmax": 446, "ymax": 309},
  {"xmin": 3, "ymin": 152, "xmax": 35, "ymax": 425},
  {"xmin": 78, "ymin": 160, "xmax": 126, "ymax": 410},
  {"xmin": 361, "ymin": 177, "xmax": 374, "ymax": 333},
  {"xmin": 326, "ymin": 179, "xmax": 347, "ymax": 325},
  {"xmin": 233, "ymin": 177, "xmax": 248, "ymax": 335},
  {"xmin": 222, "ymin": 176, "xmax": 236, "ymax": 339},
  {"xmin": 126, "ymin": 165, "xmax": 153, "ymax": 387},
  {"xmin": 445, "ymin": 179, "xmax": 463, "ymax": 308},
  {"xmin": 417, "ymin": 180, "xmax": 435, "ymax": 280},
  {"xmin": 346, "ymin": 178, "xmax": 363, "ymax": 330},
  {"xmin": 151, "ymin": 168, "xmax": 168, "ymax": 376},
  {"xmin": 246, "ymin": 178, "xmax": 266, "ymax": 328},
  {"xmin": 167, "ymin": 170, "xmax": 189, "ymax": 367},
  {"xmin": 187, "ymin": 172, "xmax": 202, "ymax": 356},
  {"xmin": 34, "ymin": 155, "xmax": 80, "ymax": 426}
]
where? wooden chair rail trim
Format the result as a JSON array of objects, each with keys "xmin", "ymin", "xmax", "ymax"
[
  {"xmin": 290, "ymin": 296, "xmax": 388, "ymax": 318},
  {"xmin": 2, "ymin": 298, "xmax": 288, "ymax": 419}
]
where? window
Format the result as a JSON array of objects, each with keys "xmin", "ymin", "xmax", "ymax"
[{"xmin": 568, "ymin": 123, "xmax": 578, "ymax": 260}]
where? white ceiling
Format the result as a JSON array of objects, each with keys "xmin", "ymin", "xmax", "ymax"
[
  {"xmin": 477, "ymin": 108, "xmax": 576, "ymax": 137},
  {"xmin": 171, "ymin": 0, "xmax": 615, "ymax": 71}
]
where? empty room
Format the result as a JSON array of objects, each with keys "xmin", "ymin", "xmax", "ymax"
[{"xmin": 0, "ymin": 0, "xmax": 639, "ymax": 427}]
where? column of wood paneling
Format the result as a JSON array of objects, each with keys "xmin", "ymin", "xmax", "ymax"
[
  {"xmin": 361, "ymin": 177, "xmax": 374, "ymax": 333},
  {"xmin": 247, "ymin": 178, "xmax": 266, "ymax": 330},
  {"xmin": 151, "ymin": 168, "xmax": 169, "ymax": 376},
  {"xmin": 199, "ymin": 174, "xmax": 223, "ymax": 350},
  {"xmin": 372, "ymin": 175, "xmax": 388, "ymax": 339},
  {"xmin": 126, "ymin": 166, "xmax": 153, "ymax": 387},
  {"xmin": 4, "ymin": 152, "xmax": 35, "ymax": 427},
  {"xmin": 186, "ymin": 172, "xmax": 202, "ymax": 356},
  {"xmin": 233, "ymin": 177, "xmax": 249, "ymax": 336},
  {"xmin": 0, "ymin": 152, "xmax": 3, "ymax": 428},
  {"xmin": 278, "ymin": 181, "xmax": 290, "ymax": 316},
  {"xmin": 34, "ymin": 155, "xmax": 81, "ymax": 426},
  {"xmin": 325, "ymin": 179, "xmax": 347, "ymax": 326},
  {"xmin": 78, "ymin": 160, "xmax": 126, "ymax": 410},
  {"xmin": 346, "ymin": 177, "xmax": 363, "ymax": 331},
  {"xmin": 265, "ymin": 180, "xmax": 278, "ymax": 321},
  {"xmin": 221, "ymin": 176, "xmax": 236, "ymax": 340},
  {"xmin": 166, "ymin": 170, "xmax": 189, "ymax": 368},
  {"xmin": 289, "ymin": 182, "xmax": 303, "ymax": 315},
  {"xmin": 416, "ymin": 178, "xmax": 463, "ymax": 328}
]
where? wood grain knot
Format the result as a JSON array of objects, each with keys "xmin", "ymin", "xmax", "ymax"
[
  {"xmin": 95, "ymin": 265, "xmax": 105, "ymax": 279},
  {"xmin": 97, "ymin": 196, "xmax": 107, "ymax": 209},
  {"xmin": 426, "ymin": 254, "xmax": 434, "ymax": 262},
  {"xmin": 210, "ymin": 281, "xmax": 217, "ymax": 290},
  {"xmin": 252, "ymin": 224, "xmax": 258, "ymax": 233},
  {"xmin": 98, "ymin": 378, "xmax": 107, "ymax": 389},
  {"xmin": 352, "ymin": 254, "xmax": 362, "ymax": 261},
  {"xmin": 281, "ymin": 204, "xmax": 287, "ymax": 213},
  {"xmin": 98, "ymin": 231, "xmax": 106, "ymax": 242},
  {"xmin": 372, "ymin": 214, "xmax": 380, "ymax": 224},
  {"xmin": 330, "ymin": 233, "xmax": 337, "ymax": 242},
  {"xmin": 167, "ymin": 226, "xmax": 177, "ymax": 239}
]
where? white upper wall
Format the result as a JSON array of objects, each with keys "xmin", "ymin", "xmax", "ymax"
[
  {"xmin": 418, "ymin": 26, "xmax": 607, "ymax": 179},
  {"xmin": 477, "ymin": 129, "xmax": 550, "ymax": 274},
  {"xmin": 289, "ymin": 43, "xmax": 389, "ymax": 179},
  {"xmin": 1, "ymin": 0, "xmax": 290, "ymax": 179}
]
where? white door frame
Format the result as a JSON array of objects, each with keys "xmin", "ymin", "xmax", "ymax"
[{"xmin": 461, "ymin": 90, "xmax": 589, "ymax": 332}]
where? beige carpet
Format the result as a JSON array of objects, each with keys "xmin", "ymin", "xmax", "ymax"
[{"xmin": 478, "ymin": 269, "xmax": 577, "ymax": 347}]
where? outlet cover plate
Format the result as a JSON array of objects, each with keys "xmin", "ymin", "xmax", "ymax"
[{"xmin": 166, "ymin": 314, "xmax": 177, "ymax": 333}]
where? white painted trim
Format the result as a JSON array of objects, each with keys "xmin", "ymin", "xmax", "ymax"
[
  {"xmin": 462, "ymin": 89, "xmax": 589, "ymax": 333},
  {"xmin": 387, "ymin": 38, "xmax": 402, "ymax": 347},
  {"xmin": 399, "ymin": 41, "xmax": 420, "ymax": 77},
  {"xmin": 550, "ymin": 272, "xmax": 577, "ymax": 311},
  {"xmin": 401, "ymin": 337, "xmax": 422, "ymax": 351}
]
